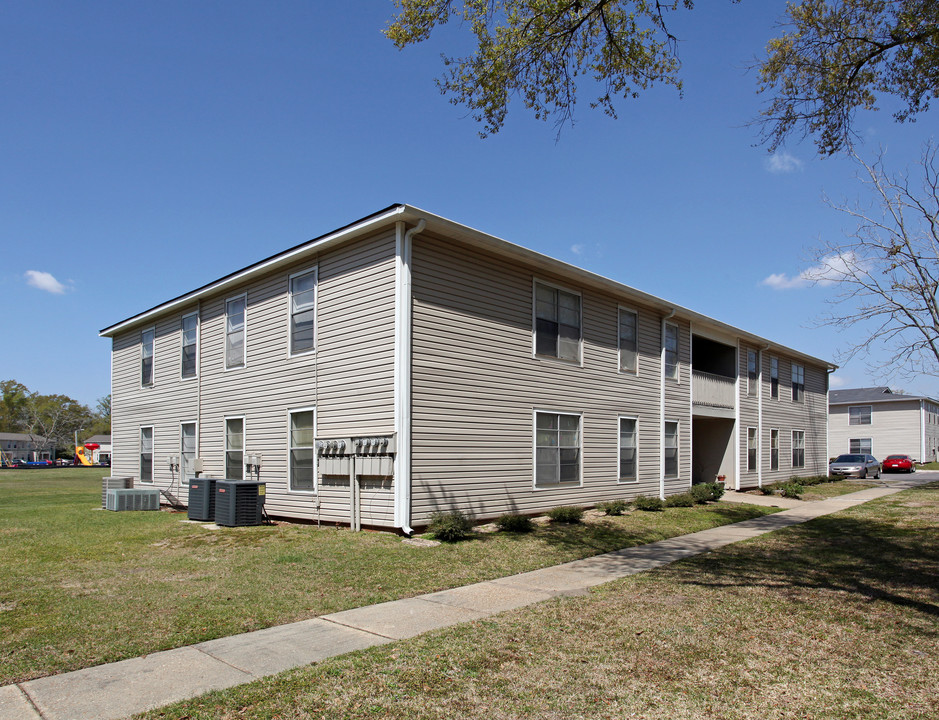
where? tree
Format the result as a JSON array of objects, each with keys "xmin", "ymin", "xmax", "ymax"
[
  {"xmin": 0, "ymin": 380, "xmax": 30, "ymax": 432},
  {"xmin": 22, "ymin": 393, "xmax": 95, "ymax": 454},
  {"xmin": 758, "ymin": 0, "xmax": 939, "ymax": 155},
  {"xmin": 807, "ymin": 142, "xmax": 939, "ymax": 378}
]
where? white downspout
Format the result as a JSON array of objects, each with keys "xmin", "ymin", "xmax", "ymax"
[
  {"xmin": 733, "ymin": 339, "xmax": 741, "ymax": 491},
  {"xmin": 920, "ymin": 399, "xmax": 926, "ymax": 462},
  {"xmin": 394, "ymin": 219, "xmax": 424, "ymax": 536},
  {"xmin": 660, "ymin": 308, "xmax": 675, "ymax": 500},
  {"xmin": 758, "ymin": 344, "xmax": 769, "ymax": 489}
]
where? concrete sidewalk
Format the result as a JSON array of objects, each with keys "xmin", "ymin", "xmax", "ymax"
[{"xmin": 2, "ymin": 476, "xmax": 933, "ymax": 720}]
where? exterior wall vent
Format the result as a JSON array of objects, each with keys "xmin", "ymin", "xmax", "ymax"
[{"xmin": 106, "ymin": 488, "xmax": 160, "ymax": 512}]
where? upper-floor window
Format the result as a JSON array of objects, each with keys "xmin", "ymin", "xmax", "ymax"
[
  {"xmin": 618, "ymin": 416, "xmax": 638, "ymax": 482},
  {"xmin": 141, "ymin": 328, "xmax": 154, "ymax": 386},
  {"xmin": 747, "ymin": 349, "xmax": 758, "ymax": 396},
  {"xmin": 618, "ymin": 308, "xmax": 638, "ymax": 373},
  {"xmin": 534, "ymin": 411, "xmax": 581, "ymax": 486},
  {"xmin": 181, "ymin": 313, "xmax": 198, "ymax": 378},
  {"xmin": 791, "ymin": 363, "xmax": 805, "ymax": 402},
  {"xmin": 534, "ymin": 281, "xmax": 581, "ymax": 362},
  {"xmin": 664, "ymin": 323, "xmax": 679, "ymax": 380},
  {"xmin": 770, "ymin": 357, "xmax": 779, "ymax": 399},
  {"xmin": 289, "ymin": 268, "xmax": 317, "ymax": 355},
  {"xmin": 225, "ymin": 296, "xmax": 246, "ymax": 369},
  {"xmin": 849, "ymin": 405, "xmax": 872, "ymax": 425}
]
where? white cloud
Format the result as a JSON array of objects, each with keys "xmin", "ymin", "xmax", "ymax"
[
  {"xmin": 765, "ymin": 151, "xmax": 803, "ymax": 174},
  {"xmin": 25, "ymin": 270, "xmax": 67, "ymax": 294},
  {"xmin": 570, "ymin": 243, "xmax": 585, "ymax": 256},
  {"xmin": 762, "ymin": 252, "xmax": 860, "ymax": 290}
]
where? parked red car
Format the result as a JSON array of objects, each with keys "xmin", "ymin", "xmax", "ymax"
[{"xmin": 883, "ymin": 454, "xmax": 916, "ymax": 473}]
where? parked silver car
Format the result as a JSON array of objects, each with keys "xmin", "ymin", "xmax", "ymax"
[{"xmin": 829, "ymin": 454, "xmax": 881, "ymax": 479}]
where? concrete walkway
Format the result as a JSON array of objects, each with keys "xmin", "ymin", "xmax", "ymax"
[{"xmin": 2, "ymin": 475, "xmax": 933, "ymax": 720}]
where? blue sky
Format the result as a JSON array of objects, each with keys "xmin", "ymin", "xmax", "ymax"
[{"xmin": 1, "ymin": 0, "xmax": 936, "ymax": 408}]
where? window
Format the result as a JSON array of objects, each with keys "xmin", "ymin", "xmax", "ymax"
[
  {"xmin": 791, "ymin": 363, "xmax": 805, "ymax": 402},
  {"xmin": 180, "ymin": 423, "xmax": 196, "ymax": 479},
  {"xmin": 140, "ymin": 426, "xmax": 153, "ymax": 483},
  {"xmin": 664, "ymin": 421, "xmax": 679, "ymax": 479},
  {"xmin": 770, "ymin": 429, "xmax": 779, "ymax": 470},
  {"xmin": 747, "ymin": 350, "xmax": 758, "ymax": 396},
  {"xmin": 850, "ymin": 438, "xmax": 872, "ymax": 454},
  {"xmin": 664, "ymin": 323, "xmax": 679, "ymax": 380},
  {"xmin": 618, "ymin": 308, "xmax": 638, "ymax": 373},
  {"xmin": 535, "ymin": 411, "xmax": 581, "ymax": 486},
  {"xmin": 849, "ymin": 406, "xmax": 872, "ymax": 425},
  {"xmin": 792, "ymin": 430, "xmax": 805, "ymax": 468},
  {"xmin": 747, "ymin": 427, "xmax": 758, "ymax": 472},
  {"xmin": 225, "ymin": 296, "xmax": 246, "ymax": 369},
  {"xmin": 289, "ymin": 408, "xmax": 316, "ymax": 491},
  {"xmin": 289, "ymin": 269, "xmax": 317, "ymax": 355},
  {"xmin": 225, "ymin": 418, "xmax": 244, "ymax": 480},
  {"xmin": 770, "ymin": 357, "xmax": 779, "ymax": 399},
  {"xmin": 618, "ymin": 417, "xmax": 638, "ymax": 482},
  {"xmin": 141, "ymin": 328, "xmax": 154, "ymax": 386},
  {"xmin": 181, "ymin": 313, "xmax": 198, "ymax": 378},
  {"xmin": 534, "ymin": 282, "xmax": 581, "ymax": 362}
]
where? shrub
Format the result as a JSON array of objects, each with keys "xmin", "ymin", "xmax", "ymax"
[
  {"xmin": 547, "ymin": 505, "xmax": 585, "ymax": 524},
  {"xmin": 495, "ymin": 513, "xmax": 534, "ymax": 533},
  {"xmin": 759, "ymin": 484, "xmax": 776, "ymax": 495},
  {"xmin": 597, "ymin": 499, "xmax": 628, "ymax": 516},
  {"xmin": 664, "ymin": 492, "xmax": 695, "ymax": 508},
  {"xmin": 428, "ymin": 510, "xmax": 472, "ymax": 542},
  {"xmin": 690, "ymin": 483, "xmax": 715, "ymax": 503},
  {"xmin": 633, "ymin": 495, "xmax": 664, "ymax": 512},
  {"xmin": 779, "ymin": 482, "xmax": 804, "ymax": 499},
  {"xmin": 793, "ymin": 474, "xmax": 827, "ymax": 486},
  {"xmin": 706, "ymin": 481, "xmax": 725, "ymax": 500}
]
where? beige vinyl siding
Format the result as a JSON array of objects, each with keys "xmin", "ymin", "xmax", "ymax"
[
  {"xmin": 828, "ymin": 400, "xmax": 922, "ymax": 460},
  {"xmin": 110, "ymin": 231, "xmax": 397, "ymax": 524},
  {"xmin": 410, "ymin": 233, "xmax": 685, "ymax": 525},
  {"xmin": 737, "ymin": 344, "xmax": 761, "ymax": 487}
]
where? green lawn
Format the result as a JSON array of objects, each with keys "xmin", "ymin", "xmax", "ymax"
[
  {"xmin": 0, "ymin": 469, "xmax": 775, "ymax": 684},
  {"xmin": 137, "ymin": 482, "xmax": 939, "ymax": 720}
]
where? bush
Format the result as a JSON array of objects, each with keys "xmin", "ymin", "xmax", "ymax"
[
  {"xmin": 597, "ymin": 499, "xmax": 628, "ymax": 516},
  {"xmin": 547, "ymin": 505, "xmax": 585, "ymax": 524},
  {"xmin": 664, "ymin": 492, "xmax": 695, "ymax": 507},
  {"xmin": 759, "ymin": 484, "xmax": 776, "ymax": 495},
  {"xmin": 495, "ymin": 513, "xmax": 534, "ymax": 533},
  {"xmin": 633, "ymin": 495, "xmax": 664, "ymax": 512},
  {"xmin": 779, "ymin": 482, "xmax": 804, "ymax": 499},
  {"xmin": 793, "ymin": 474, "xmax": 827, "ymax": 486},
  {"xmin": 691, "ymin": 483, "xmax": 718, "ymax": 503},
  {"xmin": 428, "ymin": 510, "xmax": 473, "ymax": 542}
]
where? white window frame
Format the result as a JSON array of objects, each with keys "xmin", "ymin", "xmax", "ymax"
[
  {"xmin": 180, "ymin": 421, "xmax": 198, "ymax": 480},
  {"xmin": 288, "ymin": 267, "xmax": 318, "ymax": 358},
  {"xmin": 287, "ymin": 406, "xmax": 317, "ymax": 494},
  {"xmin": 617, "ymin": 306, "xmax": 639, "ymax": 374},
  {"xmin": 791, "ymin": 363, "xmax": 805, "ymax": 403},
  {"xmin": 770, "ymin": 356, "xmax": 779, "ymax": 399},
  {"xmin": 747, "ymin": 349, "xmax": 758, "ymax": 396},
  {"xmin": 664, "ymin": 420, "xmax": 679, "ymax": 479},
  {"xmin": 141, "ymin": 327, "xmax": 155, "ymax": 387},
  {"xmin": 139, "ymin": 425, "xmax": 153, "ymax": 483},
  {"xmin": 225, "ymin": 416, "xmax": 245, "ymax": 480},
  {"xmin": 532, "ymin": 279, "xmax": 583, "ymax": 365},
  {"xmin": 533, "ymin": 409, "xmax": 583, "ymax": 488},
  {"xmin": 180, "ymin": 312, "xmax": 199, "ymax": 380},
  {"xmin": 664, "ymin": 322, "xmax": 679, "ymax": 381},
  {"xmin": 770, "ymin": 428, "xmax": 779, "ymax": 471},
  {"xmin": 617, "ymin": 415, "xmax": 639, "ymax": 483},
  {"xmin": 850, "ymin": 438, "xmax": 873, "ymax": 455},
  {"xmin": 225, "ymin": 294, "xmax": 247, "ymax": 370},
  {"xmin": 849, "ymin": 405, "xmax": 872, "ymax": 425},
  {"xmin": 792, "ymin": 429, "xmax": 805, "ymax": 469},
  {"xmin": 747, "ymin": 427, "xmax": 758, "ymax": 472}
]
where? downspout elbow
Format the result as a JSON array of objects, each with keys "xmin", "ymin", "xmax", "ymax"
[{"xmin": 404, "ymin": 219, "xmax": 426, "ymax": 244}]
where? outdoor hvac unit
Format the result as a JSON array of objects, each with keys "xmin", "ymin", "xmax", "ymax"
[
  {"xmin": 101, "ymin": 477, "xmax": 134, "ymax": 508},
  {"xmin": 106, "ymin": 488, "xmax": 160, "ymax": 512},
  {"xmin": 214, "ymin": 480, "xmax": 266, "ymax": 527},
  {"xmin": 187, "ymin": 478, "xmax": 217, "ymax": 521}
]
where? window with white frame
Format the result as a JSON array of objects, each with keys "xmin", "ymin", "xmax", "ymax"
[
  {"xmin": 618, "ymin": 308, "xmax": 638, "ymax": 373},
  {"xmin": 181, "ymin": 313, "xmax": 198, "ymax": 378},
  {"xmin": 180, "ymin": 423, "xmax": 196, "ymax": 479},
  {"xmin": 534, "ymin": 282, "xmax": 581, "ymax": 362},
  {"xmin": 535, "ymin": 411, "xmax": 581, "ymax": 486},
  {"xmin": 289, "ymin": 269, "xmax": 317, "ymax": 355},
  {"xmin": 770, "ymin": 357, "xmax": 779, "ymax": 399},
  {"xmin": 747, "ymin": 427, "xmax": 758, "ymax": 472},
  {"xmin": 792, "ymin": 430, "xmax": 805, "ymax": 468},
  {"xmin": 140, "ymin": 426, "xmax": 153, "ymax": 483},
  {"xmin": 664, "ymin": 420, "xmax": 679, "ymax": 478},
  {"xmin": 225, "ymin": 418, "xmax": 244, "ymax": 480},
  {"xmin": 225, "ymin": 296, "xmax": 246, "ymax": 369},
  {"xmin": 770, "ymin": 428, "xmax": 779, "ymax": 470},
  {"xmin": 664, "ymin": 323, "xmax": 679, "ymax": 380},
  {"xmin": 849, "ymin": 405, "xmax": 872, "ymax": 425},
  {"xmin": 850, "ymin": 438, "xmax": 872, "ymax": 455},
  {"xmin": 747, "ymin": 350, "xmax": 758, "ymax": 396},
  {"xmin": 791, "ymin": 363, "xmax": 805, "ymax": 402},
  {"xmin": 141, "ymin": 328, "xmax": 154, "ymax": 386},
  {"xmin": 289, "ymin": 408, "xmax": 316, "ymax": 491},
  {"xmin": 618, "ymin": 417, "xmax": 638, "ymax": 482}
]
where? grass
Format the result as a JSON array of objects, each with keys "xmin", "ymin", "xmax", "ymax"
[
  {"xmin": 800, "ymin": 479, "xmax": 878, "ymax": 500},
  {"xmin": 136, "ymin": 481, "xmax": 939, "ymax": 720},
  {"xmin": 0, "ymin": 469, "xmax": 775, "ymax": 684}
]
